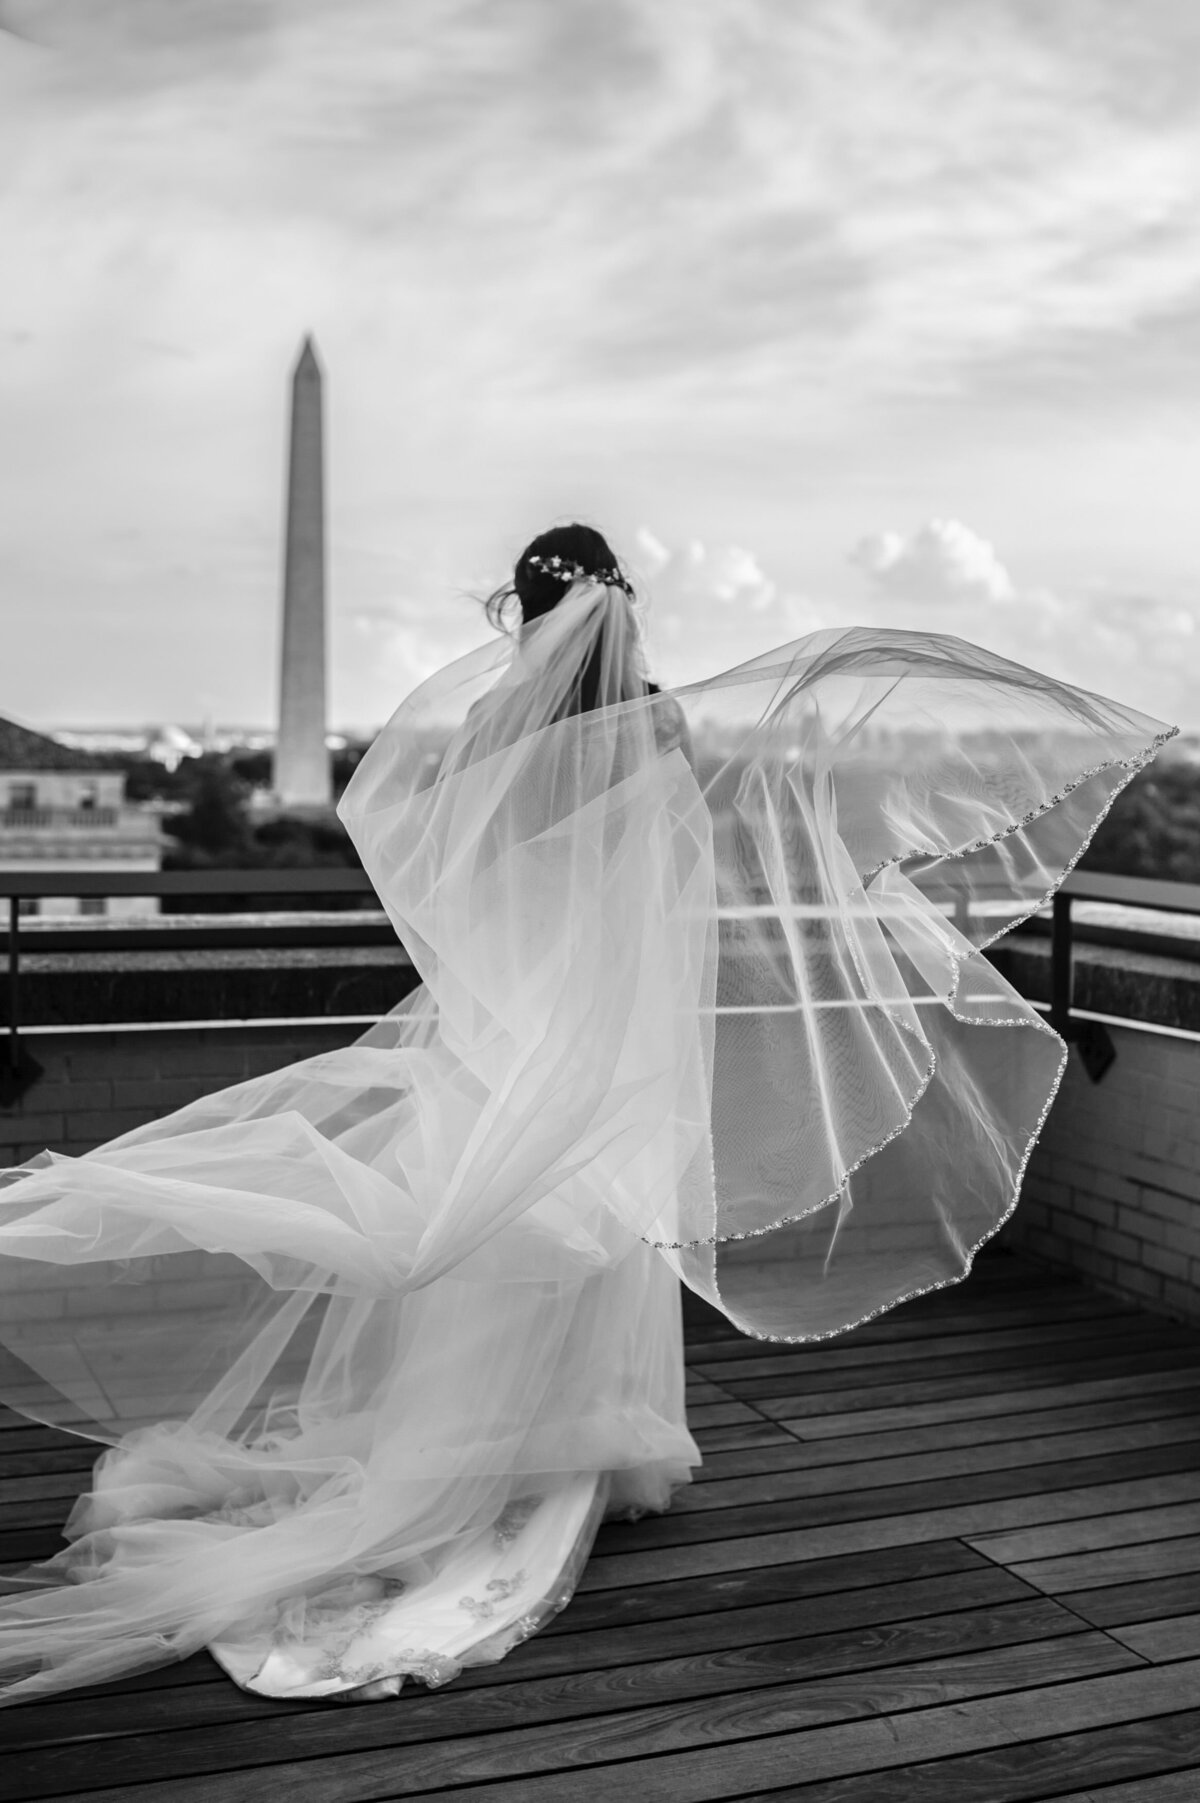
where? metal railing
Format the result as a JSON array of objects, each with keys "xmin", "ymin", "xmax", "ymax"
[
  {"xmin": 3, "ymin": 864, "xmax": 1200, "ymax": 1103},
  {"xmin": 1048, "ymin": 870, "xmax": 1200, "ymax": 1036},
  {"xmin": 1, "ymin": 868, "xmax": 382, "ymax": 1104}
]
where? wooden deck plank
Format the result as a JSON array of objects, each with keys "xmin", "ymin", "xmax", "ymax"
[
  {"xmin": 1033, "ymin": 1776, "xmax": 1200, "ymax": 1803},
  {"xmin": 13, "ymin": 1436, "xmax": 1197, "ymax": 1580},
  {"xmin": 966, "ymin": 1500, "xmax": 1200, "ymax": 1564},
  {"xmin": 0, "ymin": 1448, "xmax": 98, "ymax": 1482},
  {"xmin": 693, "ymin": 1311, "xmax": 1171, "ymax": 1384},
  {"xmin": 8, "ymin": 1429, "xmax": 1199, "ymax": 1574},
  {"xmin": 406, "ymin": 1566, "xmax": 1040, "ymax": 1686},
  {"xmin": 397, "ymin": 1668, "xmax": 1200, "ymax": 1803},
  {"xmin": 19, "ymin": 1401, "xmax": 1191, "ymax": 1520},
  {"xmin": 1006, "ymin": 1534, "xmax": 1200, "ymax": 1594},
  {"xmin": 13, "ymin": 1418, "xmax": 1199, "ymax": 1532},
  {"xmin": 544, "ymin": 1540, "xmax": 986, "ymax": 1638},
  {"xmin": 779, "ymin": 1362, "xmax": 1200, "ymax": 1438},
  {"xmin": 15, "ymin": 1646, "xmax": 1175, "ymax": 1803},
  {"xmin": 677, "ymin": 1400, "xmax": 762, "ymax": 1428},
  {"xmin": 691, "ymin": 1420, "xmax": 797, "ymax": 1454},
  {"xmin": 706, "ymin": 1326, "xmax": 1193, "ymax": 1406},
  {"xmin": 694, "ymin": 1390, "xmax": 1200, "ymax": 1480},
  {"xmin": 682, "ymin": 1290, "xmax": 1132, "ymax": 1365},
  {"xmin": 3, "ymin": 1634, "xmax": 1138, "ymax": 1801},
  {"xmin": 2, "ymin": 1252, "xmax": 1198, "ymax": 1803},
  {"xmin": 673, "ymin": 1419, "xmax": 1200, "ymax": 1514},
  {"xmin": 735, "ymin": 1715, "xmax": 1200, "ymax": 1803},
  {"xmin": 586, "ymin": 1443, "xmax": 1200, "ymax": 1560},
  {"xmin": 1109, "ymin": 1615, "xmax": 1200, "ymax": 1662},
  {"xmin": 754, "ymin": 1346, "xmax": 1200, "ymax": 1420},
  {"xmin": 576, "ymin": 1478, "xmax": 1200, "ymax": 1593},
  {"xmin": 577, "ymin": 1472, "xmax": 1200, "ymax": 1594},
  {"xmin": 0, "ymin": 1470, "xmax": 101, "ymax": 1512},
  {"xmin": 0, "ymin": 1596, "xmax": 1086, "ymax": 1757},
  {"xmin": 682, "ymin": 1380, "xmax": 729, "ymax": 1405},
  {"xmin": 1061, "ymin": 1572, "xmax": 1200, "ymax": 1628},
  {"xmin": 0, "ymin": 1424, "xmax": 96, "ymax": 1454}
]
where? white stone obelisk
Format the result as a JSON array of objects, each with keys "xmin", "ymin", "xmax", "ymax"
[{"xmin": 275, "ymin": 335, "xmax": 332, "ymax": 808}]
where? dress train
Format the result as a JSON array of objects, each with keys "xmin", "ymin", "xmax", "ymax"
[{"xmin": 0, "ymin": 604, "xmax": 1174, "ymax": 1702}]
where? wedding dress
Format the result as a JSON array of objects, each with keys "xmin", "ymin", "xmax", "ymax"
[{"xmin": 0, "ymin": 581, "xmax": 1173, "ymax": 1704}]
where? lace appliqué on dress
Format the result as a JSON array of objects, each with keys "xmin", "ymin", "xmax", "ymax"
[
  {"xmin": 458, "ymin": 1571, "xmax": 527, "ymax": 1623},
  {"xmin": 263, "ymin": 1577, "xmax": 437, "ymax": 1691},
  {"xmin": 493, "ymin": 1494, "xmax": 544, "ymax": 1547},
  {"xmin": 328, "ymin": 1646, "xmax": 461, "ymax": 1694}
]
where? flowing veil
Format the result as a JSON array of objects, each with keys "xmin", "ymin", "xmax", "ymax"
[{"xmin": 0, "ymin": 578, "xmax": 1175, "ymax": 1701}]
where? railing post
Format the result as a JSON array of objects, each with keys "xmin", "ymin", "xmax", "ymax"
[
  {"xmin": 0, "ymin": 893, "xmax": 42, "ymax": 1108},
  {"xmin": 6, "ymin": 895, "xmax": 17, "ymax": 1077},
  {"xmin": 1050, "ymin": 890, "xmax": 1073, "ymax": 1039}
]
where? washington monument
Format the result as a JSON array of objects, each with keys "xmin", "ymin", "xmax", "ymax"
[{"xmin": 275, "ymin": 335, "xmax": 332, "ymax": 808}]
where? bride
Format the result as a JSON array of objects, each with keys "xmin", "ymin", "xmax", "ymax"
[{"xmin": 0, "ymin": 523, "xmax": 1174, "ymax": 1704}]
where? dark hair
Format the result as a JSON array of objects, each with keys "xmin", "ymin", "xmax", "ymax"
[
  {"xmin": 484, "ymin": 523, "xmax": 634, "ymax": 633},
  {"xmin": 485, "ymin": 524, "xmax": 649, "ymax": 715}
]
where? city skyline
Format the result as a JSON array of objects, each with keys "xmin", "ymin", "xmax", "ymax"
[{"xmin": 3, "ymin": 1, "xmax": 1199, "ymax": 731}]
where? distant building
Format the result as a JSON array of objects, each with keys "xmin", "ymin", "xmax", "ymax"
[
  {"xmin": 54, "ymin": 723, "xmax": 295, "ymax": 762},
  {"xmin": 144, "ymin": 723, "xmax": 203, "ymax": 771},
  {"xmin": 0, "ymin": 715, "xmax": 164, "ymax": 918}
]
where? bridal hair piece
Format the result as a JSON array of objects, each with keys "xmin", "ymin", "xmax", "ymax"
[
  {"xmin": 526, "ymin": 553, "xmax": 629, "ymax": 590},
  {"xmin": 485, "ymin": 523, "xmax": 636, "ymax": 636},
  {"xmin": 480, "ymin": 523, "xmax": 646, "ymax": 713}
]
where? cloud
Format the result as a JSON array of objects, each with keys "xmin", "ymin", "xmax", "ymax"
[
  {"xmin": 8, "ymin": 0, "xmax": 1200, "ymax": 412},
  {"xmin": 847, "ymin": 515, "xmax": 1196, "ymax": 724},
  {"xmin": 1, "ymin": 2, "xmax": 1198, "ymax": 726},
  {"xmin": 1027, "ymin": 587, "xmax": 1196, "ymax": 726},
  {"xmin": 848, "ymin": 519, "xmax": 1016, "ymax": 605},
  {"xmin": 631, "ymin": 527, "xmax": 825, "ymax": 683},
  {"xmin": 633, "ymin": 529, "xmax": 777, "ymax": 611}
]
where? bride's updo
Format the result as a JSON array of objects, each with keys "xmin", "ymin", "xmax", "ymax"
[
  {"xmin": 485, "ymin": 524, "xmax": 634, "ymax": 632},
  {"xmin": 485, "ymin": 523, "xmax": 650, "ymax": 715}
]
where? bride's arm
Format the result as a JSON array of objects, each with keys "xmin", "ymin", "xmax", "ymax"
[{"xmin": 651, "ymin": 692, "xmax": 695, "ymax": 769}]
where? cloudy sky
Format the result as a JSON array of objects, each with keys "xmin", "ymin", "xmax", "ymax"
[{"xmin": 3, "ymin": 0, "xmax": 1199, "ymax": 732}]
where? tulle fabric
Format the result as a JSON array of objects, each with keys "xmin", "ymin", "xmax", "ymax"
[{"xmin": 0, "ymin": 583, "xmax": 1173, "ymax": 1703}]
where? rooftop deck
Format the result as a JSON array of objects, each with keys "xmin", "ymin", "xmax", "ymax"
[{"xmin": 2, "ymin": 1250, "xmax": 1199, "ymax": 1802}]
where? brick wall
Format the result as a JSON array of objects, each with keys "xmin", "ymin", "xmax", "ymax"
[
  {"xmin": 3, "ymin": 977, "xmax": 1198, "ymax": 1331},
  {"xmin": 1002, "ymin": 1025, "xmax": 1200, "ymax": 1326},
  {"xmin": 0, "ymin": 1024, "xmax": 361, "ymax": 1383},
  {"xmin": 0, "ymin": 1022, "xmax": 355, "ymax": 1167}
]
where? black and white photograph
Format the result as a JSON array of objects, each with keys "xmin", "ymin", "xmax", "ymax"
[{"xmin": 1, "ymin": 3, "xmax": 1198, "ymax": 1797}]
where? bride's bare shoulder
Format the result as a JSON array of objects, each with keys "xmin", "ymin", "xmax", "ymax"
[{"xmin": 648, "ymin": 690, "xmax": 691, "ymax": 758}]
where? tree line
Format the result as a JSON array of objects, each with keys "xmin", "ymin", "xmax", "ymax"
[
  {"xmin": 114, "ymin": 742, "xmax": 1200, "ymax": 910},
  {"xmin": 1081, "ymin": 758, "xmax": 1200, "ymax": 884},
  {"xmin": 116, "ymin": 749, "xmax": 369, "ymax": 911}
]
